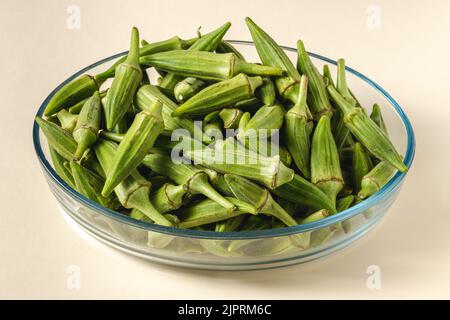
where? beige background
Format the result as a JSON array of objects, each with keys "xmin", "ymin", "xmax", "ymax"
[{"xmin": 1, "ymin": 0, "xmax": 449, "ymax": 299}]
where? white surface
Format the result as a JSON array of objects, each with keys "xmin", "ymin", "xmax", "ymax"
[{"xmin": 1, "ymin": 0, "xmax": 449, "ymax": 299}]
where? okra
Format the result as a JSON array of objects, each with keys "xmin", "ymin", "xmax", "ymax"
[
  {"xmin": 159, "ymin": 22, "xmax": 231, "ymax": 91},
  {"xmin": 44, "ymin": 74, "xmax": 102, "ymax": 117},
  {"xmin": 358, "ymin": 161, "xmax": 396, "ymax": 199},
  {"xmin": 245, "ymin": 17, "xmax": 301, "ymax": 103},
  {"xmin": 219, "ymin": 108, "xmax": 243, "ymax": 129},
  {"xmin": 185, "ymin": 137, "xmax": 294, "ymax": 190},
  {"xmin": 224, "ymin": 174, "xmax": 298, "ymax": 227},
  {"xmin": 174, "ymin": 77, "xmax": 206, "ymax": 103},
  {"xmin": 352, "ymin": 142, "xmax": 373, "ymax": 194},
  {"xmin": 216, "ymin": 41, "xmax": 246, "ymax": 60},
  {"xmin": 142, "ymin": 153, "xmax": 235, "ymax": 212},
  {"xmin": 95, "ymin": 139, "xmax": 173, "ymax": 227},
  {"xmin": 283, "ymin": 75, "xmax": 313, "ymax": 178},
  {"xmin": 178, "ymin": 197, "xmax": 257, "ymax": 229},
  {"xmin": 102, "ymin": 100, "xmax": 164, "ymax": 196},
  {"xmin": 49, "ymin": 147, "xmax": 75, "ymax": 189},
  {"xmin": 327, "ymin": 85, "xmax": 407, "ymax": 172},
  {"xmin": 172, "ymin": 74, "xmax": 263, "ymax": 116},
  {"xmin": 73, "ymin": 91, "xmax": 102, "ymax": 160},
  {"xmin": 35, "ymin": 116, "xmax": 77, "ymax": 160},
  {"xmin": 297, "ymin": 40, "xmax": 333, "ymax": 118},
  {"xmin": 56, "ymin": 109, "xmax": 78, "ymax": 132},
  {"xmin": 272, "ymin": 174, "xmax": 336, "ymax": 212},
  {"xmin": 311, "ymin": 115, "xmax": 344, "ymax": 207},
  {"xmin": 255, "ymin": 77, "xmax": 276, "ymax": 106},
  {"xmin": 370, "ymin": 103, "xmax": 388, "ymax": 135},
  {"xmin": 104, "ymin": 27, "xmax": 143, "ymax": 130},
  {"xmin": 150, "ymin": 183, "xmax": 187, "ymax": 213}
]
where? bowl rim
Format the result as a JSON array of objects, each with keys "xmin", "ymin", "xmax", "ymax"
[{"xmin": 33, "ymin": 40, "xmax": 416, "ymax": 240}]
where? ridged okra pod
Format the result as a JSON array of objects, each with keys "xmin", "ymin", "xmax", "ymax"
[
  {"xmin": 311, "ymin": 115, "xmax": 344, "ymax": 207},
  {"xmin": 56, "ymin": 109, "xmax": 78, "ymax": 132},
  {"xmin": 219, "ymin": 108, "xmax": 243, "ymax": 129},
  {"xmin": 216, "ymin": 41, "xmax": 246, "ymax": 60},
  {"xmin": 141, "ymin": 153, "xmax": 235, "ymax": 212},
  {"xmin": 352, "ymin": 142, "xmax": 373, "ymax": 194},
  {"xmin": 172, "ymin": 74, "xmax": 263, "ymax": 116},
  {"xmin": 185, "ymin": 137, "xmax": 294, "ymax": 190},
  {"xmin": 224, "ymin": 174, "xmax": 298, "ymax": 227},
  {"xmin": 96, "ymin": 35, "xmax": 197, "ymax": 80},
  {"xmin": 174, "ymin": 77, "xmax": 206, "ymax": 103},
  {"xmin": 283, "ymin": 75, "xmax": 313, "ymax": 178},
  {"xmin": 102, "ymin": 100, "xmax": 164, "ymax": 196},
  {"xmin": 69, "ymin": 161, "xmax": 115, "ymax": 208},
  {"xmin": 178, "ymin": 198, "xmax": 257, "ymax": 229},
  {"xmin": 358, "ymin": 161, "xmax": 396, "ymax": 199},
  {"xmin": 43, "ymin": 74, "xmax": 102, "ymax": 117},
  {"xmin": 49, "ymin": 147, "xmax": 75, "ymax": 189},
  {"xmin": 215, "ymin": 215, "xmax": 246, "ymax": 232},
  {"xmin": 159, "ymin": 22, "xmax": 231, "ymax": 91},
  {"xmin": 238, "ymin": 103, "xmax": 285, "ymax": 141},
  {"xmin": 327, "ymin": 85, "xmax": 407, "ymax": 172},
  {"xmin": 255, "ymin": 77, "xmax": 276, "ymax": 106},
  {"xmin": 68, "ymin": 90, "xmax": 107, "ymax": 114},
  {"xmin": 35, "ymin": 116, "xmax": 77, "ymax": 160},
  {"xmin": 245, "ymin": 17, "xmax": 301, "ymax": 103},
  {"xmin": 73, "ymin": 91, "xmax": 102, "ymax": 160},
  {"xmin": 134, "ymin": 84, "xmax": 209, "ymax": 143},
  {"xmin": 104, "ymin": 27, "xmax": 143, "ymax": 130},
  {"xmin": 141, "ymin": 50, "xmax": 283, "ymax": 81},
  {"xmin": 370, "ymin": 103, "xmax": 388, "ymax": 135},
  {"xmin": 94, "ymin": 139, "xmax": 173, "ymax": 227},
  {"xmin": 272, "ymin": 174, "xmax": 336, "ymax": 212},
  {"xmin": 297, "ymin": 40, "xmax": 333, "ymax": 118},
  {"xmin": 150, "ymin": 183, "xmax": 187, "ymax": 213}
]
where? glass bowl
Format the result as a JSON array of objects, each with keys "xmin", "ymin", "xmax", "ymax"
[{"xmin": 33, "ymin": 41, "xmax": 415, "ymax": 270}]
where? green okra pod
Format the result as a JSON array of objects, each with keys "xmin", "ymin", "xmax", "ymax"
[
  {"xmin": 298, "ymin": 209, "xmax": 330, "ymax": 224},
  {"xmin": 172, "ymin": 74, "xmax": 263, "ymax": 116},
  {"xmin": 44, "ymin": 74, "xmax": 102, "ymax": 117},
  {"xmin": 95, "ymin": 35, "xmax": 197, "ymax": 81},
  {"xmin": 150, "ymin": 183, "xmax": 187, "ymax": 213},
  {"xmin": 73, "ymin": 91, "xmax": 102, "ymax": 160},
  {"xmin": 69, "ymin": 160, "xmax": 115, "ymax": 208},
  {"xmin": 68, "ymin": 90, "xmax": 107, "ymax": 114},
  {"xmin": 178, "ymin": 197, "xmax": 257, "ymax": 229},
  {"xmin": 283, "ymin": 75, "xmax": 313, "ymax": 178},
  {"xmin": 245, "ymin": 17, "xmax": 301, "ymax": 103},
  {"xmin": 311, "ymin": 115, "xmax": 344, "ymax": 208},
  {"xmin": 174, "ymin": 77, "xmax": 206, "ymax": 103},
  {"xmin": 358, "ymin": 160, "xmax": 396, "ymax": 199},
  {"xmin": 338, "ymin": 195, "xmax": 355, "ymax": 233},
  {"xmin": 216, "ymin": 41, "xmax": 246, "ymax": 60},
  {"xmin": 215, "ymin": 215, "xmax": 246, "ymax": 232},
  {"xmin": 322, "ymin": 64, "xmax": 335, "ymax": 87},
  {"xmin": 370, "ymin": 103, "xmax": 388, "ymax": 135},
  {"xmin": 185, "ymin": 137, "xmax": 294, "ymax": 190},
  {"xmin": 297, "ymin": 40, "xmax": 333, "ymax": 118},
  {"xmin": 104, "ymin": 27, "xmax": 143, "ymax": 130},
  {"xmin": 94, "ymin": 139, "xmax": 173, "ymax": 227},
  {"xmin": 130, "ymin": 208, "xmax": 180, "ymax": 227},
  {"xmin": 141, "ymin": 50, "xmax": 283, "ymax": 81},
  {"xmin": 327, "ymin": 85, "xmax": 407, "ymax": 172},
  {"xmin": 102, "ymin": 100, "xmax": 164, "ymax": 196},
  {"xmin": 159, "ymin": 22, "xmax": 231, "ymax": 91},
  {"xmin": 352, "ymin": 142, "xmax": 373, "ymax": 194},
  {"xmin": 56, "ymin": 109, "xmax": 78, "ymax": 132},
  {"xmin": 142, "ymin": 153, "xmax": 235, "ymax": 212},
  {"xmin": 224, "ymin": 174, "xmax": 298, "ymax": 227},
  {"xmin": 35, "ymin": 116, "xmax": 77, "ymax": 160},
  {"xmin": 255, "ymin": 76, "xmax": 276, "ymax": 106},
  {"xmin": 134, "ymin": 84, "xmax": 209, "ymax": 143},
  {"xmin": 49, "ymin": 147, "xmax": 76, "ymax": 189},
  {"xmin": 203, "ymin": 119, "xmax": 223, "ymax": 141},
  {"xmin": 272, "ymin": 174, "xmax": 337, "ymax": 212},
  {"xmin": 238, "ymin": 103, "xmax": 284, "ymax": 141},
  {"xmin": 336, "ymin": 59, "xmax": 357, "ymax": 106},
  {"xmin": 219, "ymin": 108, "xmax": 243, "ymax": 129}
]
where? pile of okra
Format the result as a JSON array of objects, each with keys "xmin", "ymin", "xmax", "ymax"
[{"xmin": 36, "ymin": 18, "xmax": 407, "ymax": 232}]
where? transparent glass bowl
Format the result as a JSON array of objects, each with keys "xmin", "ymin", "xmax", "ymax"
[{"xmin": 33, "ymin": 41, "xmax": 415, "ymax": 270}]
